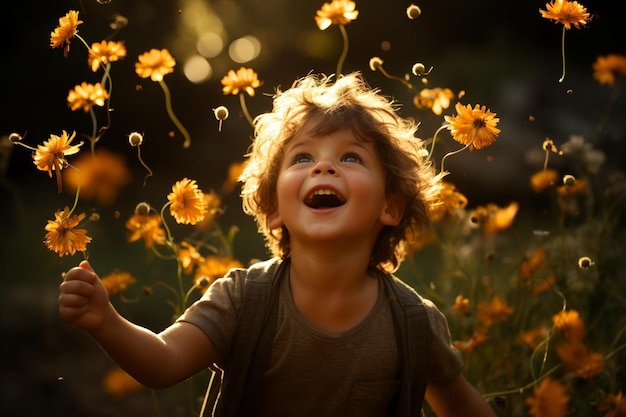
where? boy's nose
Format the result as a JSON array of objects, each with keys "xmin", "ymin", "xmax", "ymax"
[{"xmin": 311, "ymin": 160, "xmax": 339, "ymax": 176}]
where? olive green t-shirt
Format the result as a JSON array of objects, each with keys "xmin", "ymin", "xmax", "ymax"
[{"xmin": 178, "ymin": 268, "xmax": 463, "ymax": 416}]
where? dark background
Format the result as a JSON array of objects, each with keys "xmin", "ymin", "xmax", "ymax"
[{"xmin": 1, "ymin": 0, "xmax": 624, "ymax": 415}]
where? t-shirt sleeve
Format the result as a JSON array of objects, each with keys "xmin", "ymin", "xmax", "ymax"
[
  {"xmin": 176, "ymin": 269, "xmax": 244, "ymax": 366},
  {"xmin": 423, "ymin": 298, "xmax": 464, "ymax": 386}
]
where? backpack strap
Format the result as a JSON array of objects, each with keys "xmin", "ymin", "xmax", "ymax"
[
  {"xmin": 380, "ymin": 272, "xmax": 431, "ymax": 416},
  {"xmin": 213, "ymin": 258, "xmax": 287, "ymax": 417}
]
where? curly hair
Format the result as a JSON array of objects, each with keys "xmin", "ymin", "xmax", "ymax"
[{"xmin": 240, "ymin": 72, "xmax": 442, "ymax": 272}]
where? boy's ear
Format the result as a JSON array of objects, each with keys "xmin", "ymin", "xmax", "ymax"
[
  {"xmin": 380, "ymin": 194, "xmax": 405, "ymax": 226},
  {"xmin": 267, "ymin": 211, "xmax": 284, "ymax": 230}
]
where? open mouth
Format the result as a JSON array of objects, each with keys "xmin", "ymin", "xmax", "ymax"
[{"xmin": 304, "ymin": 188, "xmax": 346, "ymax": 209}]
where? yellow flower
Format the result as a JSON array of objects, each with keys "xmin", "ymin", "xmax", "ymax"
[
  {"xmin": 221, "ymin": 67, "xmax": 261, "ymax": 97},
  {"xmin": 101, "ymin": 270, "xmax": 137, "ymax": 296},
  {"xmin": 178, "ymin": 241, "xmax": 206, "ymax": 274},
  {"xmin": 44, "ymin": 207, "xmax": 92, "ymax": 256},
  {"xmin": 413, "ymin": 88, "xmax": 454, "ymax": 115},
  {"xmin": 88, "ymin": 40, "xmax": 127, "ymax": 72},
  {"xmin": 428, "ymin": 181, "xmax": 468, "ymax": 222},
  {"xmin": 476, "ymin": 295, "xmax": 513, "ymax": 328},
  {"xmin": 540, "ymin": 0, "xmax": 590, "ymax": 30},
  {"xmin": 530, "ymin": 169, "xmax": 558, "ymax": 192},
  {"xmin": 552, "ymin": 309, "xmax": 585, "ymax": 341},
  {"xmin": 469, "ymin": 202, "xmax": 519, "ymax": 235},
  {"xmin": 525, "ymin": 377, "xmax": 569, "ymax": 417},
  {"xmin": 50, "ymin": 10, "xmax": 83, "ymax": 57},
  {"xmin": 519, "ymin": 326, "xmax": 550, "ymax": 350},
  {"xmin": 221, "ymin": 160, "xmax": 248, "ymax": 195},
  {"xmin": 103, "ymin": 367, "xmax": 143, "ymax": 398},
  {"xmin": 556, "ymin": 340, "xmax": 604, "ymax": 379},
  {"xmin": 593, "ymin": 54, "xmax": 626, "ymax": 87},
  {"xmin": 598, "ymin": 391, "xmax": 626, "ymax": 417},
  {"xmin": 194, "ymin": 191, "xmax": 223, "ymax": 232},
  {"xmin": 64, "ymin": 149, "xmax": 132, "ymax": 206},
  {"xmin": 67, "ymin": 82, "xmax": 109, "ymax": 112},
  {"xmin": 135, "ymin": 48, "xmax": 176, "ymax": 82},
  {"xmin": 194, "ymin": 256, "xmax": 243, "ymax": 294},
  {"xmin": 315, "ymin": 0, "xmax": 359, "ymax": 30},
  {"xmin": 167, "ymin": 178, "xmax": 207, "ymax": 225},
  {"xmin": 33, "ymin": 130, "xmax": 83, "ymax": 193},
  {"xmin": 444, "ymin": 103, "xmax": 500, "ymax": 150},
  {"xmin": 125, "ymin": 213, "xmax": 166, "ymax": 248}
]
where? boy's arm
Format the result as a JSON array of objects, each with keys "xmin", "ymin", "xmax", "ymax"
[
  {"xmin": 425, "ymin": 375, "xmax": 497, "ymax": 417},
  {"xmin": 59, "ymin": 261, "xmax": 217, "ymax": 389}
]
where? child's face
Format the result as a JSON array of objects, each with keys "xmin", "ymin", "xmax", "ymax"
[{"xmin": 268, "ymin": 126, "xmax": 402, "ymax": 249}]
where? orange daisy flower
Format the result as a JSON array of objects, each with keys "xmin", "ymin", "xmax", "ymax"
[
  {"xmin": 33, "ymin": 130, "xmax": 83, "ymax": 193},
  {"xmin": 556, "ymin": 340, "xmax": 604, "ymax": 379},
  {"xmin": 530, "ymin": 169, "xmax": 558, "ymax": 192},
  {"xmin": 593, "ymin": 54, "xmax": 626, "ymax": 87},
  {"xmin": 444, "ymin": 103, "xmax": 500, "ymax": 150},
  {"xmin": 64, "ymin": 148, "xmax": 132, "ymax": 207},
  {"xmin": 67, "ymin": 82, "xmax": 109, "ymax": 112},
  {"xmin": 476, "ymin": 295, "xmax": 514, "ymax": 328},
  {"xmin": 525, "ymin": 377, "xmax": 570, "ymax": 417},
  {"xmin": 315, "ymin": 0, "xmax": 359, "ymax": 30},
  {"xmin": 469, "ymin": 202, "xmax": 519, "ymax": 235},
  {"xmin": 598, "ymin": 391, "xmax": 626, "ymax": 417},
  {"xmin": 135, "ymin": 49, "xmax": 176, "ymax": 82},
  {"xmin": 540, "ymin": 0, "xmax": 590, "ymax": 30},
  {"xmin": 44, "ymin": 207, "xmax": 92, "ymax": 256},
  {"xmin": 167, "ymin": 178, "xmax": 207, "ymax": 225},
  {"xmin": 194, "ymin": 256, "xmax": 243, "ymax": 294},
  {"xmin": 552, "ymin": 309, "xmax": 585, "ymax": 341},
  {"xmin": 125, "ymin": 212, "xmax": 166, "ymax": 249},
  {"xmin": 50, "ymin": 10, "xmax": 83, "ymax": 57},
  {"xmin": 101, "ymin": 270, "xmax": 137, "ymax": 296},
  {"xmin": 413, "ymin": 87, "xmax": 455, "ymax": 116},
  {"xmin": 88, "ymin": 40, "xmax": 127, "ymax": 72},
  {"xmin": 178, "ymin": 241, "xmax": 206, "ymax": 274},
  {"xmin": 221, "ymin": 67, "xmax": 262, "ymax": 97},
  {"xmin": 428, "ymin": 181, "xmax": 468, "ymax": 222},
  {"xmin": 103, "ymin": 367, "xmax": 143, "ymax": 398},
  {"xmin": 194, "ymin": 191, "xmax": 223, "ymax": 232}
]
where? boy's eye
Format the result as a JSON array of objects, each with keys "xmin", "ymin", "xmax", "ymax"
[
  {"xmin": 342, "ymin": 152, "xmax": 361, "ymax": 163},
  {"xmin": 294, "ymin": 153, "xmax": 313, "ymax": 164}
]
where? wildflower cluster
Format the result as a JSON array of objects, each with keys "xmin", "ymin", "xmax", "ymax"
[{"xmin": 6, "ymin": 0, "xmax": 625, "ymax": 416}]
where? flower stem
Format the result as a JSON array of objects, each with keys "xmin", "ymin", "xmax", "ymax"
[
  {"xmin": 159, "ymin": 80, "xmax": 191, "ymax": 149},
  {"xmin": 440, "ymin": 132, "xmax": 477, "ymax": 174},
  {"xmin": 239, "ymin": 93, "xmax": 254, "ymax": 128},
  {"xmin": 136, "ymin": 145, "xmax": 153, "ymax": 186},
  {"xmin": 67, "ymin": 164, "xmax": 82, "ymax": 216},
  {"xmin": 558, "ymin": 26, "xmax": 566, "ymax": 83},
  {"xmin": 336, "ymin": 25, "xmax": 349, "ymax": 77},
  {"xmin": 427, "ymin": 124, "xmax": 449, "ymax": 162}
]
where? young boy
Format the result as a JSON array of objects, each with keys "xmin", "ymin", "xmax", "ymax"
[{"xmin": 59, "ymin": 73, "xmax": 497, "ymax": 416}]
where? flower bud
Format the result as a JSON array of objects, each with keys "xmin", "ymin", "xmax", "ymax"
[
  {"xmin": 9, "ymin": 133, "xmax": 23, "ymax": 143},
  {"xmin": 128, "ymin": 131, "xmax": 143, "ymax": 147},
  {"xmin": 135, "ymin": 202, "xmax": 151, "ymax": 215},
  {"xmin": 369, "ymin": 57, "xmax": 384, "ymax": 71},
  {"xmin": 406, "ymin": 4, "xmax": 422, "ymax": 19},
  {"xmin": 577, "ymin": 256, "xmax": 594, "ymax": 269},
  {"xmin": 213, "ymin": 106, "xmax": 229, "ymax": 121},
  {"xmin": 562, "ymin": 174, "xmax": 576, "ymax": 186}
]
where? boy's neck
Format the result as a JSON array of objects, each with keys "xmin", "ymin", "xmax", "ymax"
[{"xmin": 289, "ymin": 248, "xmax": 373, "ymax": 293}]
